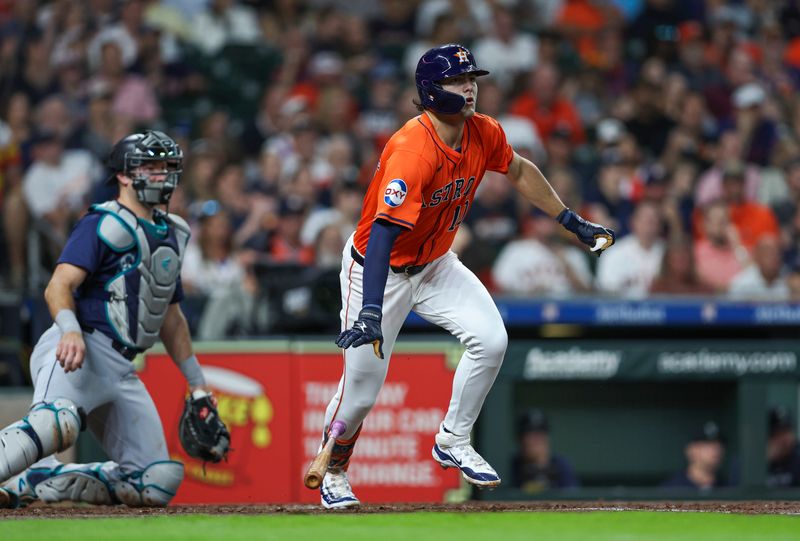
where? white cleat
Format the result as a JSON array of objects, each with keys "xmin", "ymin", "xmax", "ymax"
[
  {"xmin": 432, "ymin": 428, "xmax": 501, "ymax": 488},
  {"xmin": 320, "ymin": 470, "xmax": 360, "ymax": 509},
  {"xmin": 0, "ymin": 468, "xmax": 50, "ymax": 508}
]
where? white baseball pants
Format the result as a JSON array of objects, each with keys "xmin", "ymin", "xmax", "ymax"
[{"xmin": 325, "ymin": 234, "xmax": 508, "ymax": 439}]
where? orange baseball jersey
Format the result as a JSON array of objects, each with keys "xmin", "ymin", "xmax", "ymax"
[{"xmin": 353, "ymin": 112, "xmax": 513, "ymax": 267}]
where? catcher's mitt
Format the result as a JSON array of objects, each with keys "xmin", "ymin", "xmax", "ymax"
[{"xmin": 179, "ymin": 390, "xmax": 231, "ymax": 463}]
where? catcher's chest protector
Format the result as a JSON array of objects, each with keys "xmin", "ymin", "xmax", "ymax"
[{"xmin": 92, "ymin": 201, "xmax": 191, "ymax": 350}]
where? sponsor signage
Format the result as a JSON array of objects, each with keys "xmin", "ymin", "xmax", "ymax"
[
  {"xmin": 139, "ymin": 345, "xmax": 460, "ymax": 504},
  {"xmin": 510, "ymin": 341, "xmax": 800, "ymax": 381}
]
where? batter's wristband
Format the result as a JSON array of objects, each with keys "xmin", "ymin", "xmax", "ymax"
[
  {"xmin": 55, "ymin": 309, "xmax": 81, "ymax": 334},
  {"xmin": 179, "ymin": 355, "xmax": 206, "ymax": 387}
]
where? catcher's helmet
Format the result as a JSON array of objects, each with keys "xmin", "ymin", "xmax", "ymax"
[
  {"xmin": 415, "ymin": 43, "xmax": 489, "ymax": 115},
  {"xmin": 106, "ymin": 130, "xmax": 183, "ymax": 206}
]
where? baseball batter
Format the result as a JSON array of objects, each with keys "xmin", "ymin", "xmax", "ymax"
[
  {"xmin": 0, "ymin": 131, "xmax": 225, "ymax": 508},
  {"xmin": 319, "ymin": 44, "xmax": 616, "ymax": 508}
]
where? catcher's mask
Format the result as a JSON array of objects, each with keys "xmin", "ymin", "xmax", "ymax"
[
  {"xmin": 106, "ymin": 130, "xmax": 183, "ymax": 206},
  {"xmin": 415, "ymin": 43, "xmax": 489, "ymax": 115}
]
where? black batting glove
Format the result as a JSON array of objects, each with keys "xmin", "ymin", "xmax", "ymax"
[
  {"xmin": 556, "ymin": 208, "xmax": 616, "ymax": 256},
  {"xmin": 336, "ymin": 306, "xmax": 384, "ymax": 359}
]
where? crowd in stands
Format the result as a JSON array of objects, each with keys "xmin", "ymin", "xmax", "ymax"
[{"xmin": 4, "ymin": 0, "xmax": 800, "ymax": 336}]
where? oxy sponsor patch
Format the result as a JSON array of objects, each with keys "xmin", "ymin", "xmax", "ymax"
[{"xmin": 384, "ymin": 179, "xmax": 407, "ymax": 207}]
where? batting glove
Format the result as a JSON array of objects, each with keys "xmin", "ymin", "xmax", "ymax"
[
  {"xmin": 336, "ymin": 306, "xmax": 384, "ymax": 359},
  {"xmin": 556, "ymin": 208, "xmax": 616, "ymax": 256}
]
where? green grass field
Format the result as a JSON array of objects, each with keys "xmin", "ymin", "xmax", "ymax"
[{"xmin": 2, "ymin": 512, "xmax": 799, "ymax": 541}]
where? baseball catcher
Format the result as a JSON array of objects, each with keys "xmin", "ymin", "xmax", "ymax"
[{"xmin": 0, "ymin": 131, "xmax": 228, "ymax": 509}]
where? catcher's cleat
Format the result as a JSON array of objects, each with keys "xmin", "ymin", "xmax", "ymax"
[
  {"xmin": 432, "ymin": 427, "xmax": 501, "ymax": 488},
  {"xmin": 320, "ymin": 470, "xmax": 360, "ymax": 509},
  {"xmin": 0, "ymin": 467, "xmax": 55, "ymax": 508}
]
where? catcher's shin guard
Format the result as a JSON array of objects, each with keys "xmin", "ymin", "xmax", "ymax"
[
  {"xmin": 111, "ymin": 461, "xmax": 184, "ymax": 507},
  {"xmin": 0, "ymin": 399, "xmax": 83, "ymax": 483},
  {"xmin": 325, "ymin": 424, "xmax": 362, "ymax": 472}
]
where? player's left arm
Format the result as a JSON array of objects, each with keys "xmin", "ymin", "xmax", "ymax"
[
  {"xmin": 505, "ymin": 151, "xmax": 615, "ymax": 255},
  {"xmin": 159, "ymin": 303, "xmax": 208, "ymax": 393}
]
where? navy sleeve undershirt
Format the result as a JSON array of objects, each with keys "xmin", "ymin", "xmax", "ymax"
[{"xmin": 362, "ymin": 219, "xmax": 405, "ymax": 310}]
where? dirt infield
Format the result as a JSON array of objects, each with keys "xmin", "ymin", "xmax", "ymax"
[{"xmin": 2, "ymin": 501, "xmax": 800, "ymax": 519}]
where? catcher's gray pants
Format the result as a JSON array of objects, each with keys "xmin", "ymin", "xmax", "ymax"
[
  {"xmin": 325, "ymin": 235, "xmax": 508, "ymax": 440},
  {"xmin": 27, "ymin": 324, "xmax": 169, "ymax": 478}
]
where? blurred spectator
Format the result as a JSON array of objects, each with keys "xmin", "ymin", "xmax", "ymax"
[
  {"xmin": 414, "ymin": 0, "xmax": 490, "ymax": 44},
  {"xmin": 492, "ymin": 209, "xmax": 592, "ymax": 297},
  {"xmin": 268, "ymin": 196, "xmax": 314, "ymax": 266},
  {"xmin": 314, "ymin": 222, "xmax": 346, "ymax": 270},
  {"xmin": 767, "ymin": 407, "xmax": 800, "ymax": 488},
  {"xmin": 477, "ymin": 79, "xmax": 546, "ymax": 165},
  {"xmin": 369, "ymin": 0, "xmax": 416, "ymax": 63},
  {"xmin": 661, "ymin": 421, "xmax": 727, "ymax": 492},
  {"xmin": 728, "ymin": 235, "xmax": 789, "ymax": 301},
  {"xmin": 190, "ymin": 0, "xmax": 262, "ymax": 56},
  {"xmin": 22, "ymin": 130, "xmax": 100, "ymax": 250},
  {"xmin": 182, "ymin": 200, "xmax": 256, "ymax": 339},
  {"xmin": 300, "ymin": 179, "xmax": 363, "ymax": 248},
  {"xmin": 403, "ymin": 10, "xmax": 462, "ymax": 80},
  {"xmin": 695, "ymin": 131, "xmax": 761, "ymax": 207},
  {"xmin": 472, "ymin": 5, "xmax": 539, "ymax": 92},
  {"xmin": 649, "ymin": 241, "xmax": 713, "ymax": 296},
  {"xmin": 510, "ymin": 62, "xmax": 586, "ymax": 146},
  {"xmin": 718, "ymin": 161, "xmax": 780, "ymax": 251},
  {"xmin": 461, "ymin": 171, "xmax": 525, "ymax": 284},
  {"xmin": 555, "ymin": 0, "xmax": 623, "ymax": 67},
  {"xmin": 88, "ymin": 39, "xmax": 160, "ymax": 124},
  {"xmin": 694, "ymin": 201, "xmax": 748, "ymax": 293},
  {"xmin": 511, "ymin": 409, "xmax": 579, "ymax": 492},
  {"xmin": 625, "ymin": 62, "xmax": 676, "ymax": 158},
  {"xmin": 596, "ymin": 201, "xmax": 664, "ymax": 297},
  {"xmin": 722, "ymin": 83, "xmax": 778, "ymax": 167},
  {"xmin": 214, "ymin": 161, "xmax": 273, "ymax": 249}
]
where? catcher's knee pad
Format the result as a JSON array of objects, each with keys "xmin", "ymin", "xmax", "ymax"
[
  {"xmin": 111, "ymin": 461, "xmax": 184, "ymax": 507},
  {"xmin": 0, "ymin": 399, "xmax": 83, "ymax": 482},
  {"xmin": 326, "ymin": 424, "xmax": 362, "ymax": 472}
]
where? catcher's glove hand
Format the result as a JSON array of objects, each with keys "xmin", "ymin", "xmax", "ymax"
[
  {"xmin": 179, "ymin": 389, "xmax": 231, "ymax": 463},
  {"xmin": 556, "ymin": 208, "xmax": 616, "ymax": 256}
]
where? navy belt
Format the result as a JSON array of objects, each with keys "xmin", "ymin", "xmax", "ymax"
[
  {"xmin": 350, "ymin": 245, "xmax": 428, "ymax": 276},
  {"xmin": 81, "ymin": 326, "xmax": 141, "ymax": 361}
]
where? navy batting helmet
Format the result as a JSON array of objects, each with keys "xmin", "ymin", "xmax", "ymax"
[
  {"xmin": 106, "ymin": 130, "xmax": 183, "ymax": 205},
  {"xmin": 415, "ymin": 44, "xmax": 489, "ymax": 115}
]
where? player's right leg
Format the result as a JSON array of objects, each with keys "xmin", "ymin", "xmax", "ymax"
[
  {"xmin": 30, "ymin": 347, "xmax": 184, "ymax": 508},
  {"xmin": 0, "ymin": 325, "xmax": 91, "ymax": 508},
  {"xmin": 319, "ymin": 236, "xmax": 413, "ymax": 508},
  {"xmin": 0, "ymin": 324, "xmax": 122, "ymax": 509}
]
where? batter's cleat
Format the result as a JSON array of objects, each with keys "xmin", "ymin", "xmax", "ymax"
[
  {"xmin": 432, "ymin": 429, "xmax": 501, "ymax": 488},
  {"xmin": 320, "ymin": 470, "xmax": 360, "ymax": 509}
]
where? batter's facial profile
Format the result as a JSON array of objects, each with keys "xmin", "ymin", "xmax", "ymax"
[{"xmin": 384, "ymin": 179, "xmax": 408, "ymax": 207}]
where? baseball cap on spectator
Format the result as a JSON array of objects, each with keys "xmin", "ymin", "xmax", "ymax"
[
  {"xmin": 550, "ymin": 124, "xmax": 573, "ymax": 141},
  {"xmin": 690, "ymin": 421, "xmax": 723, "ymax": 443},
  {"xmin": 309, "ymin": 51, "xmax": 344, "ymax": 78},
  {"xmin": 769, "ymin": 407, "xmax": 794, "ymax": 436},
  {"xmin": 596, "ymin": 118, "xmax": 625, "ymax": 146},
  {"xmin": 30, "ymin": 129, "xmax": 63, "ymax": 146},
  {"xmin": 722, "ymin": 160, "xmax": 746, "ymax": 181},
  {"xmin": 518, "ymin": 408, "xmax": 550, "ymax": 435},
  {"xmin": 732, "ymin": 83, "xmax": 765, "ymax": 109},
  {"xmin": 279, "ymin": 196, "xmax": 307, "ymax": 216}
]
